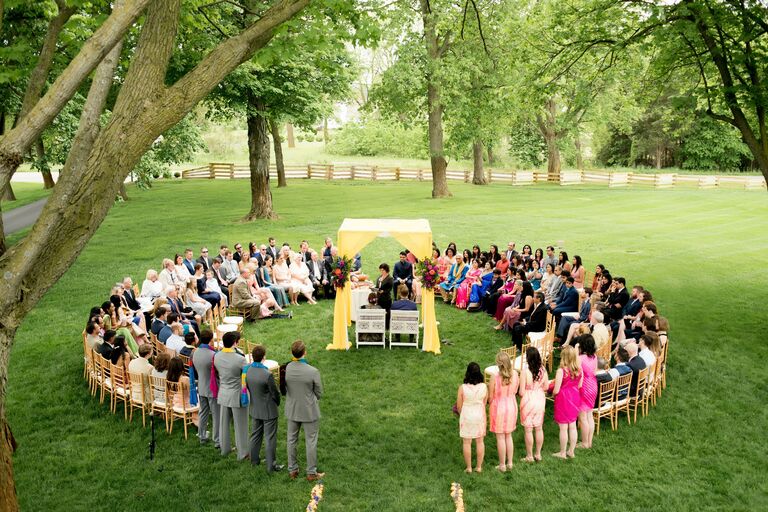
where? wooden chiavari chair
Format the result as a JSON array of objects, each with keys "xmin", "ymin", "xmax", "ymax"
[
  {"xmin": 612, "ymin": 373, "xmax": 633, "ymax": 427},
  {"xmin": 110, "ymin": 363, "xmax": 130, "ymax": 419},
  {"xmin": 128, "ymin": 371, "xmax": 150, "ymax": 426},
  {"xmin": 149, "ymin": 375, "xmax": 170, "ymax": 431},
  {"xmin": 96, "ymin": 355, "xmax": 112, "ymax": 405},
  {"xmin": 628, "ymin": 367, "xmax": 649, "ymax": 423},
  {"xmin": 167, "ymin": 380, "xmax": 199, "ymax": 439},
  {"xmin": 593, "ymin": 378, "xmax": 617, "ymax": 434}
]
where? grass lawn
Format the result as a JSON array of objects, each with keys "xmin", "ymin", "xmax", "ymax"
[
  {"xmin": 1, "ymin": 182, "xmax": 51, "ymax": 212},
  {"xmin": 7, "ymin": 180, "xmax": 768, "ymax": 511}
]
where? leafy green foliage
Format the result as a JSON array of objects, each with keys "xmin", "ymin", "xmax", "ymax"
[
  {"xmin": 326, "ymin": 116, "xmax": 428, "ymax": 158},
  {"xmin": 679, "ymin": 117, "xmax": 752, "ymax": 172}
]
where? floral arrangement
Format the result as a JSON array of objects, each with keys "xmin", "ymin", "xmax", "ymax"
[
  {"xmin": 416, "ymin": 257, "xmax": 444, "ymax": 290},
  {"xmin": 331, "ymin": 255, "xmax": 354, "ymax": 289},
  {"xmin": 450, "ymin": 482, "xmax": 465, "ymax": 512},
  {"xmin": 306, "ymin": 483, "xmax": 324, "ymax": 512}
]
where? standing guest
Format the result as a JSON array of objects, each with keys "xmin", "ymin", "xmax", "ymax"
[
  {"xmin": 246, "ymin": 344, "xmax": 284, "ymax": 473},
  {"xmin": 192, "ymin": 330, "xmax": 219, "ymax": 448},
  {"xmin": 457, "ymin": 362, "xmax": 487, "ymax": 473},
  {"xmin": 376, "ymin": 263, "xmax": 394, "ymax": 315},
  {"xmin": 214, "ymin": 331, "xmax": 249, "ymax": 461},
  {"xmin": 140, "ymin": 269, "xmax": 164, "ymax": 300},
  {"xmin": 392, "ymin": 251, "xmax": 414, "ymax": 300},
  {"xmin": 197, "ymin": 247, "xmax": 214, "ymax": 271},
  {"xmin": 551, "ymin": 346, "xmax": 582, "ymax": 460},
  {"xmin": 489, "ymin": 352, "xmax": 518, "ymax": 472},
  {"xmin": 519, "ymin": 347, "xmax": 548, "ymax": 462},
  {"xmin": 307, "ymin": 251, "xmax": 331, "ymax": 299},
  {"xmin": 575, "ymin": 334, "xmax": 598, "ymax": 449},
  {"xmin": 285, "ymin": 340, "xmax": 325, "ymax": 481},
  {"xmin": 571, "ymin": 255, "xmax": 585, "ymax": 289}
]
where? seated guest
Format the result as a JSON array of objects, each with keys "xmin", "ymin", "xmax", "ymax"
[
  {"xmin": 158, "ymin": 314, "xmax": 177, "ymax": 344},
  {"xmin": 544, "ymin": 266, "xmax": 563, "ymax": 304},
  {"xmin": 165, "ymin": 322, "xmax": 186, "ymax": 354},
  {"xmin": 259, "ymin": 255, "xmax": 290, "ymax": 307},
  {"xmin": 109, "ymin": 335, "xmax": 132, "ymax": 371},
  {"xmin": 557, "ymin": 288, "xmax": 592, "ymax": 343},
  {"xmin": 484, "ymin": 268, "xmax": 514, "ymax": 315},
  {"xmin": 456, "ymin": 260, "xmax": 482, "ymax": 309},
  {"xmin": 194, "ymin": 263, "xmax": 221, "ymax": 308},
  {"xmin": 232, "ymin": 268, "xmax": 265, "ymax": 320},
  {"xmin": 511, "ymin": 292, "xmax": 547, "ymax": 349},
  {"xmin": 141, "ymin": 269, "xmax": 164, "ymax": 300},
  {"xmin": 151, "ymin": 306, "xmax": 169, "ymax": 337},
  {"xmin": 85, "ymin": 321, "xmax": 103, "ymax": 351},
  {"xmin": 468, "ymin": 264, "xmax": 496, "ymax": 311},
  {"xmin": 498, "ymin": 281, "xmax": 534, "ymax": 331},
  {"xmin": 185, "ymin": 281, "xmax": 213, "ymax": 319},
  {"xmin": 392, "ymin": 251, "xmax": 414, "ymax": 300},
  {"xmin": 221, "ymin": 250, "xmax": 240, "ymax": 284},
  {"xmin": 167, "ymin": 356, "xmax": 198, "ymax": 424},
  {"xmin": 289, "ymin": 253, "xmax": 316, "ymax": 305},
  {"xmin": 595, "ymin": 346, "xmax": 633, "ymax": 403},
  {"xmin": 211, "ymin": 259, "xmax": 230, "ymax": 295},
  {"xmin": 623, "ymin": 340, "xmax": 647, "ymax": 396},
  {"xmin": 589, "ymin": 311, "xmax": 610, "ymax": 355},
  {"xmin": 180, "ymin": 332, "xmax": 198, "ymax": 357},
  {"xmin": 606, "ymin": 277, "xmax": 629, "ymax": 321},
  {"xmin": 166, "ymin": 287, "xmax": 201, "ymax": 336},
  {"xmin": 638, "ymin": 332, "xmax": 660, "ymax": 369},
  {"xmin": 307, "ymin": 250, "xmax": 331, "ymax": 299},
  {"xmin": 439, "ymin": 254, "xmax": 468, "ymax": 304},
  {"xmin": 159, "ymin": 258, "xmax": 182, "ymax": 293},
  {"xmin": 96, "ymin": 330, "xmax": 117, "ymax": 360},
  {"xmin": 174, "ymin": 254, "xmax": 193, "ymax": 286},
  {"xmin": 549, "ymin": 269, "xmax": 570, "ymax": 306},
  {"xmin": 539, "ymin": 263, "xmax": 555, "ymax": 294},
  {"xmin": 128, "ymin": 344, "xmax": 154, "ymax": 401},
  {"xmin": 570, "ymin": 255, "xmax": 585, "ymax": 289},
  {"xmin": 550, "ymin": 277, "xmax": 578, "ymax": 323},
  {"xmin": 391, "ymin": 285, "xmax": 417, "ymax": 344},
  {"xmin": 656, "ymin": 317, "xmax": 669, "ymax": 347},
  {"xmin": 182, "ymin": 248, "xmax": 196, "ymax": 275},
  {"xmin": 151, "ymin": 352, "xmax": 171, "ymax": 379},
  {"xmin": 205, "ymin": 269, "xmax": 229, "ymax": 307},
  {"xmin": 622, "ymin": 301, "xmax": 657, "ymax": 342},
  {"xmin": 197, "ymin": 246, "xmax": 214, "ymax": 271}
]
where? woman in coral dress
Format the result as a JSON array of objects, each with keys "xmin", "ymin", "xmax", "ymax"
[
  {"xmin": 489, "ymin": 352, "xmax": 518, "ymax": 472},
  {"xmin": 457, "ymin": 362, "xmax": 488, "ymax": 473},
  {"xmin": 498, "ymin": 281, "xmax": 534, "ymax": 330},
  {"xmin": 519, "ymin": 347, "xmax": 548, "ymax": 462},
  {"xmin": 455, "ymin": 260, "xmax": 482, "ymax": 309},
  {"xmin": 494, "ymin": 280, "xmax": 521, "ymax": 323},
  {"xmin": 551, "ymin": 346, "xmax": 582, "ymax": 459},
  {"xmin": 576, "ymin": 334, "xmax": 598, "ymax": 449}
]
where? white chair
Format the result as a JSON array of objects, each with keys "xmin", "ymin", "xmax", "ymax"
[
  {"xmin": 355, "ymin": 308, "xmax": 386, "ymax": 348},
  {"xmin": 389, "ymin": 310, "xmax": 420, "ymax": 349}
]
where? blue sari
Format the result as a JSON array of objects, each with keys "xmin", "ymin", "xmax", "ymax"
[
  {"xmin": 439, "ymin": 263, "xmax": 468, "ymax": 291},
  {"xmin": 469, "ymin": 272, "xmax": 494, "ymax": 304}
]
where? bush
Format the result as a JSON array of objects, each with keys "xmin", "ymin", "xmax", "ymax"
[{"xmin": 327, "ymin": 118, "xmax": 429, "ymax": 159}]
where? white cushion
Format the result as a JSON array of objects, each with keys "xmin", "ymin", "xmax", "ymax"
[
  {"xmin": 223, "ymin": 316, "xmax": 243, "ymax": 325},
  {"xmin": 173, "ymin": 405, "xmax": 200, "ymax": 414}
]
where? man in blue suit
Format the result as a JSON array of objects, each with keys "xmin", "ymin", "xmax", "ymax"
[{"xmin": 551, "ymin": 277, "xmax": 578, "ymax": 323}]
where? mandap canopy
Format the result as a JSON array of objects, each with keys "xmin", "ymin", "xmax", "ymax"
[{"xmin": 326, "ymin": 218, "xmax": 440, "ymax": 354}]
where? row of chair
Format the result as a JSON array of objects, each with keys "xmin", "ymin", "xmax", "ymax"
[{"xmin": 355, "ymin": 309, "xmax": 420, "ymax": 349}]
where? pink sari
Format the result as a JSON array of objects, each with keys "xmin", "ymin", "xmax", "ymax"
[{"xmin": 455, "ymin": 268, "xmax": 482, "ymax": 309}]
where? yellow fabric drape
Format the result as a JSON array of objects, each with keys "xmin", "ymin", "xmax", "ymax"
[{"xmin": 326, "ymin": 219, "xmax": 440, "ymax": 354}]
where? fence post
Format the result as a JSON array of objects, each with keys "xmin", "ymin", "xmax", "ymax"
[
  {"xmin": 417, "ymin": 169, "xmax": 423, "ymax": 181},
  {"xmin": 307, "ymin": 164, "xmax": 312, "ymax": 179},
  {"xmin": 326, "ymin": 164, "xmax": 333, "ymax": 180},
  {"xmin": 487, "ymin": 168, "xmax": 492, "ymax": 183},
  {"xmin": 208, "ymin": 163, "xmax": 215, "ymax": 179},
  {"xmin": 395, "ymin": 167, "xmax": 401, "ymax": 181},
  {"xmin": 350, "ymin": 166, "xmax": 356, "ymax": 180},
  {"xmin": 372, "ymin": 166, "xmax": 378, "ymax": 181},
  {"xmin": 229, "ymin": 163, "xmax": 235, "ymax": 179},
  {"xmin": 464, "ymin": 170, "xmax": 470, "ymax": 183}
]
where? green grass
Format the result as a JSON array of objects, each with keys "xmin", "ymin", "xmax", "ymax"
[
  {"xmin": 1, "ymin": 182, "xmax": 51, "ymax": 211},
  {"xmin": 8, "ymin": 180, "xmax": 768, "ymax": 511}
]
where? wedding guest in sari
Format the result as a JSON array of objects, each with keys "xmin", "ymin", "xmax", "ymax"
[
  {"xmin": 455, "ymin": 260, "xmax": 482, "ymax": 309},
  {"xmin": 591, "ymin": 264, "xmax": 606, "ymax": 291},
  {"xmin": 447, "ymin": 242, "xmax": 458, "ymax": 255},
  {"xmin": 439, "ymin": 254, "xmax": 468, "ymax": 303},
  {"xmin": 468, "ymin": 262, "xmax": 494, "ymax": 310},
  {"xmin": 493, "ymin": 279, "xmax": 522, "ymax": 324},
  {"xmin": 258, "ymin": 255, "xmax": 289, "ymax": 307},
  {"xmin": 433, "ymin": 248, "xmax": 449, "ymax": 280},
  {"xmin": 571, "ymin": 255, "xmax": 585, "ymax": 289},
  {"xmin": 498, "ymin": 281, "xmax": 534, "ymax": 330},
  {"xmin": 527, "ymin": 260, "xmax": 543, "ymax": 290}
]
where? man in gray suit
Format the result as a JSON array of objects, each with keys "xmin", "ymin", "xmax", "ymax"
[
  {"xmin": 285, "ymin": 340, "xmax": 324, "ymax": 481},
  {"xmin": 246, "ymin": 344, "xmax": 284, "ymax": 473},
  {"xmin": 192, "ymin": 330, "xmax": 219, "ymax": 449},
  {"xmin": 214, "ymin": 331, "xmax": 249, "ymax": 460}
]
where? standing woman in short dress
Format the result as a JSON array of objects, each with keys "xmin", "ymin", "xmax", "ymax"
[
  {"xmin": 551, "ymin": 346, "xmax": 582, "ymax": 459},
  {"xmin": 457, "ymin": 362, "xmax": 488, "ymax": 473},
  {"xmin": 575, "ymin": 334, "xmax": 598, "ymax": 449},
  {"xmin": 489, "ymin": 352, "xmax": 518, "ymax": 472},
  {"xmin": 519, "ymin": 347, "xmax": 548, "ymax": 462},
  {"xmin": 571, "ymin": 255, "xmax": 585, "ymax": 289}
]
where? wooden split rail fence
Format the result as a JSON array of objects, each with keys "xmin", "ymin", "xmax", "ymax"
[{"xmin": 181, "ymin": 162, "xmax": 767, "ymax": 190}]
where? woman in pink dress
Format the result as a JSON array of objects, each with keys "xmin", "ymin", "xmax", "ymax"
[
  {"xmin": 571, "ymin": 255, "xmax": 585, "ymax": 289},
  {"xmin": 551, "ymin": 346, "xmax": 582, "ymax": 459},
  {"xmin": 489, "ymin": 352, "xmax": 518, "ymax": 472},
  {"xmin": 455, "ymin": 260, "xmax": 482, "ymax": 309},
  {"xmin": 457, "ymin": 362, "xmax": 487, "ymax": 473},
  {"xmin": 576, "ymin": 334, "xmax": 598, "ymax": 449},
  {"xmin": 494, "ymin": 280, "xmax": 521, "ymax": 323},
  {"xmin": 497, "ymin": 281, "xmax": 534, "ymax": 330},
  {"xmin": 519, "ymin": 347, "xmax": 548, "ymax": 462}
]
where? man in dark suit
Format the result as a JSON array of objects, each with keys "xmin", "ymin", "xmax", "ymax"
[
  {"xmin": 192, "ymin": 330, "xmax": 219, "ymax": 448},
  {"xmin": 166, "ymin": 288, "xmax": 200, "ymax": 336},
  {"xmin": 158, "ymin": 314, "xmax": 177, "ymax": 343},
  {"xmin": 611, "ymin": 284, "xmax": 643, "ymax": 339},
  {"xmin": 121, "ymin": 277, "xmax": 141, "ymax": 311},
  {"xmin": 392, "ymin": 251, "xmax": 414, "ymax": 300},
  {"xmin": 151, "ymin": 307, "xmax": 168, "ymax": 337},
  {"xmin": 624, "ymin": 340, "xmax": 647, "ymax": 396},
  {"xmin": 299, "ymin": 240, "xmax": 311, "ymax": 264},
  {"xmin": 211, "ymin": 259, "xmax": 229, "ymax": 296},
  {"xmin": 253, "ymin": 245, "xmax": 268, "ymax": 267},
  {"xmin": 480, "ymin": 269, "xmax": 504, "ymax": 313},
  {"xmin": 595, "ymin": 345, "xmax": 633, "ymax": 404},
  {"xmin": 551, "ymin": 277, "xmax": 578, "ymax": 323},
  {"xmin": 511, "ymin": 292, "xmax": 547, "ymax": 349},
  {"xmin": 183, "ymin": 248, "xmax": 196, "ymax": 275},
  {"xmin": 285, "ymin": 340, "xmax": 324, "ymax": 481},
  {"xmin": 376, "ymin": 263, "xmax": 394, "ymax": 321},
  {"xmin": 606, "ymin": 277, "xmax": 629, "ymax": 321},
  {"xmin": 266, "ymin": 237, "xmax": 279, "ymax": 262},
  {"xmin": 96, "ymin": 330, "xmax": 117, "ymax": 359},
  {"xmin": 246, "ymin": 344, "xmax": 283, "ymax": 473},
  {"xmin": 233, "ymin": 243, "xmax": 245, "ymax": 263},
  {"xmin": 197, "ymin": 247, "xmax": 214, "ymax": 272},
  {"xmin": 307, "ymin": 251, "xmax": 330, "ymax": 299}
]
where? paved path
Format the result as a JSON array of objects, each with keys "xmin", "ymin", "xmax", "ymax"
[{"xmin": 2, "ymin": 198, "xmax": 47, "ymax": 235}]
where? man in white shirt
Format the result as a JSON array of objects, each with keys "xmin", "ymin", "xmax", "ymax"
[
  {"xmin": 85, "ymin": 322, "xmax": 103, "ymax": 351},
  {"xmin": 165, "ymin": 323, "xmax": 186, "ymax": 354},
  {"xmin": 308, "ymin": 250, "xmax": 330, "ymax": 298},
  {"xmin": 128, "ymin": 344, "xmax": 155, "ymax": 401},
  {"xmin": 505, "ymin": 241, "xmax": 517, "ymax": 261},
  {"xmin": 591, "ymin": 311, "xmax": 610, "ymax": 351},
  {"xmin": 221, "ymin": 250, "xmax": 240, "ymax": 284}
]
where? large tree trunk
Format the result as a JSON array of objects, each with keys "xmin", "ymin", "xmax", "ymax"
[
  {"xmin": 0, "ymin": 325, "xmax": 18, "ymax": 512},
  {"xmin": 472, "ymin": 139, "xmax": 487, "ymax": 185},
  {"xmin": 574, "ymin": 133, "xmax": 584, "ymax": 171},
  {"xmin": 487, "ymin": 144, "xmax": 495, "ymax": 165},
  {"xmin": 243, "ymin": 96, "xmax": 276, "ymax": 221},
  {"xmin": 0, "ymin": 184, "xmax": 15, "ymax": 201},
  {"xmin": 270, "ymin": 119, "xmax": 286, "ymax": 188},
  {"xmin": 537, "ymin": 98, "xmax": 561, "ymax": 182},
  {"xmin": 34, "ymin": 139, "xmax": 56, "ymax": 189},
  {"xmin": 0, "ymin": 0, "xmax": 308, "ymax": 506},
  {"xmin": 421, "ymin": 0, "xmax": 451, "ymax": 198},
  {"xmin": 286, "ymin": 122, "xmax": 295, "ymax": 148},
  {"xmin": 655, "ymin": 143, "xmax": 663, "ymax": 170}
]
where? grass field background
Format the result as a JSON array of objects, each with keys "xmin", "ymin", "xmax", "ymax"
[
  {"xmin": 1, "ymin": 182, "xmax": 51, "ymax": 212},
  {"xmin": 7, "ymin": 180, "xmax": 768, "ymax": 511}
]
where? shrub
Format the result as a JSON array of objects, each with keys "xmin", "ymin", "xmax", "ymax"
[{"xmin": 327, "ymin": 118, "xmax": 429, "ymax": 159}]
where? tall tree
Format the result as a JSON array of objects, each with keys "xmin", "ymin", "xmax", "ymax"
[{"xmin": 0, "ymin": 0, "xmax": 310, "ymax": 508}]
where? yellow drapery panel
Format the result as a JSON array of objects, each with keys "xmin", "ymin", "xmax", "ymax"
[{"xmin": 326, "ymin": 219, "xmax": 440, "ymax": 354}]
